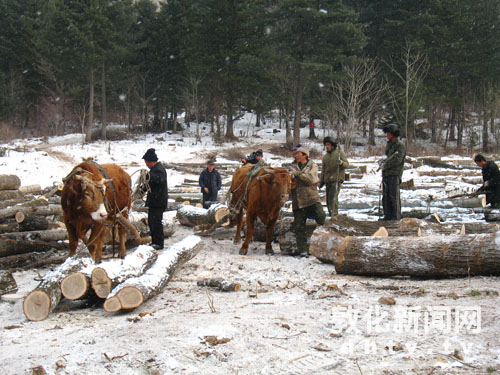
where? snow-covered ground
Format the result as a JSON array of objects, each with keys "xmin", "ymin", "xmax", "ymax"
[{"xmin": 0, "ymin": 117, "xmax": 499, "ymax": 374}]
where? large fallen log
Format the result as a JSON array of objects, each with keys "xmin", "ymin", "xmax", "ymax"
[
  {"xmin": 177, "ymin": 204, "xmax": 229, "ymax": 227},
  {"xmin": 23, "ymin": 244, "xmax": 94, "ymax": 321},
  {"xmin": 0, "ymin": 204, "xmax": 62, "ymax": 221},
  {"xmin": 0, "ymin": 251, "xmax": 66, "ymax": 271},
  {"xmin": 104, "ymin": 235, "xmax": 202, "ymax": 312},
  {"xmin": 0, "ymin": 174, "xmax": 21, "ymax": 190},
  {"xmin": 90, "ymin": 245, "xmax": 158, "ymax": 299},
  {"xmin": 309, "ymin": 216, "xmax": 500, "ymax": 264},
  {"xmin": 0, "ymin": 196, "xmax": 32, "ymax": 210},
  {"xmin": 0, "ymin": 237, "xmax": 67, "ymax": 258},
  {"xmin": 15, "ymin": 212, "xmax": 50, "ymax": 231},
  {"xmin": 0, "ymin": 270, "xmax": 17, "ymax": 295},
  {"xmin": 334, "ymin": 232, "xmax": 500, "ymax": 277},
  {"xmin": 61, "ymin": 245, "xmax": 158, "ymax": 300},
  {"xmin": 1, "ymin": 228, "xmax": 68, "ymax": 242}
]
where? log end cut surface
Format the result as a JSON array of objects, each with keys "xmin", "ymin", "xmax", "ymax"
[
  {"xmin": 91, "ymin": 267, "xmax": 112, "ymax": 299},
  {"xmin": 61, "ymin": 272, "xmax": 89, "ymax": 300},
  {"xmin": 23, "ymin": 290, "xmax": 50, "ymax": 321},
  {"xmin": 103, "ymin": 296, "xmax": 122, "ymax": 312},
  {"xmin": 117, "ymin": 286, "xmax": 144, "ymax": 310}
]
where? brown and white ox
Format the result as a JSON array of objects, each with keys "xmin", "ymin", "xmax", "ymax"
[
  {"xmin": 229, "ymin": 164, "xmax": 291, "ymax": 255},
  {"xmin": 61, "ymin": 162, "xmax": 132, "ymax": 263}
]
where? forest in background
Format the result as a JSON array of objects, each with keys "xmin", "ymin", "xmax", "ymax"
[{"xmin": 0, "ymin": 0, "xmax": 499, "ymax": 153}]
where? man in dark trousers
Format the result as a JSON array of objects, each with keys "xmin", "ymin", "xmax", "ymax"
[
  {"xmin": 474, "ymin": 154, "xmax": 500, "ymax": 208},
  {"xmin": 380, "ymin": 124, "xmax": 406, "ymax": 221},
  {"xmin": 142, "ymin": 148, "xmax": 168, "ymax": 250},
  {"xmin": 199, "ymin": 160, "xmax": 222, "ymax": 208}
]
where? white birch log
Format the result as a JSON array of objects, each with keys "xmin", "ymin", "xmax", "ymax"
[
  {"xmin": 22, "ymin": 244, "xmax": 94, "ymax": 321},
  {"xmin": 104, "ymin": 235, "xmax": 202, "ymax": 312}
]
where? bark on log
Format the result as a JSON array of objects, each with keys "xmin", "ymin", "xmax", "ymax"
[
  {"xmin": 309, "ymin": 216, "xmax": 500, "ymax": 264},
  {"xmin": 177, "ymin": 204, "xmax": 230, "ymax": 227},
  {"xmin": 0, "ymin": 237, "xmax": 67, "ymax": 257},
  {"xmin": 23, "ymin": 244, "xmax": 94, "ymax": 321},
  {"xmin": 15, "ymin": 212, "xmax": 50, "ymax": 231},
  {"xmin": 104, "ymin": 235, "xmax": 202, "ymax": 312},
  {"xmin": 454, "ymin": 197, "xmax": 486, "ymax": 208},
  {"xmin": 417, "ymin": 170, "xmax": 480, "ymax": 177},
  {"xmin": 0, "ymin": 174, "xmax": 21, "ymax": 190},
  {"xmin": 0, "ymin": 251, "xmax": 65, "ymax": 271},
  {"xmin": 0, "ymin": 204, "xmax": 62, "ymax": 221},
  {"xmin": 41, "ymin": 184, "xmax": 64, "ymax": 199},
  {"xmin": 18, "ymin": 198, "xmax": 49, "ymax": 208},
  {"xmin": 197, "ymin": 278, "xmax": 241, "ymax": 292},
  {"xmin": 0, "ymin": 270, "xmax": 17, "ymax": 295},
  {"xmin": 0, "ymin": 190, "xmax": 23, "ymax": 200},
  {"xmin": 91, "ymin": 245, "xmax": 158, "ymax": 299},
  {"xmin": 19, "ymin": 184, "xmax": 42, "ymax": 195},
  {"xmin": 1, "ymin": 229, "xmax": 68, "ymax": 242},
  {"xmin": 334, "ymin": 232, "xmax": 500, "ymax": 277},
  {"xmin": 0, "ymin": 196, "xmax": 32, "ymax": 209},
  {"xmin": 0, "ymin": 220, "xmax": 19, "ymax": 234}
]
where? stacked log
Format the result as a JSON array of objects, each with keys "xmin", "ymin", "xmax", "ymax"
[
  {"xmin": 177, "ymin": 204, "xmax": 230, "ymax": 227},
  {"xmin": 23, "ymin": 244, "xmax": 94, "ymax": 321},
  {"xmin": 0, "ymin": 270, "xmax": 17, "ymax": 295},
  {"xmin": 104, "ymin": 235, "xmax": 202, "ymax": 312}
]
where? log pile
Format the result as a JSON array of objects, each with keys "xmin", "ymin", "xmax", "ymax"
[{"xmin": 22, "ymin": 236, "xmax": 202, "ymax": 320}]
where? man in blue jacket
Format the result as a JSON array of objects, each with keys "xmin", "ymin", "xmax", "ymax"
[
  {"xmin": 199, "ymin": 160, "xmax": 222, "ymax": 208},
  {"xmin": 142, "ymin": 148, "xmax": 168, "ymax": 249}
]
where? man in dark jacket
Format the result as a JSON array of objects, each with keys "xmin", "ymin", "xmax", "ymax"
[
  {"xmin": 142, "ymin": 148, "xmax": 168, "ymax": 249},
  {"xmin": 199, "ymin": 160, "xmax": 222, "ymax": 208},
  {"xmin": 380, "ymin": 124, "xmax": 406, "ymax": 221},
  {"xmin": 474, "ymin": 154, "xmax": 500, "ymax": 208},
  {"xmin": 241, "ymin": 149, "xmax": 263, "ymax": 165}
]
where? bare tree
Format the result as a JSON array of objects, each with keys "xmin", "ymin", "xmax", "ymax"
[
  {"xmin": 327, "ymin": 60, "xmax": 388, "ymax": 152},
  {"xmin": 384, "ymin": 42, "xmax": 429, "ymax": 145}
]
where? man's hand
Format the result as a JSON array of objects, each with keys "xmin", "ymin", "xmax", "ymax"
[{"xmin": 204, "ymin": 187, "xmax": 209, "ymax": 193}]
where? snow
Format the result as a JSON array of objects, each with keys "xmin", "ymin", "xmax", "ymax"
[{"xmin": 0, "ymin": 118, "xmax": 499, "ymax": 374}]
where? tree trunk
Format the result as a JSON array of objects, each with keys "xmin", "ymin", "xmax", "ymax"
[
  {"xmin": 23, "ymin": 244, "xmax": 94, "ymax": 321},
  {"xmin": 85, "ymin": 68, "xmax": 94, "ymax": 143},
  {"xmin": 90, "ymin": 245, "xmax": 158, "ymax": 299},
  {"xmin": 334, "ymin": 232, "xmax": 500, "ymax": 277},
  {"xmin": 101, "ymin": 62, "xmax": 107, "ymax": 141},
  {"xmin": 0, "ymin": 238, "xmax": 67, "ymax": 257},
  {"xmin": 176, "ymin": 204, "xmax": 230, "ymax": 228},
  {"xmin": 197, "ymin": 278, "xmax": 241, "ymax": 292},
  {"xmin": 0, "ymin": 204, "xmax": 62, "ymax": 221},
  {"xmin": 0, "ymin": 175, "xmax": 21, "ymax": 191},
  {"xmin": 104, "ymin": 235, "xmax": 202, "ymax": 312},
  {"xmin": 15, "ymin": 212, "xmax": 49, "ymax": 231},
  {"xmin": 293, "ymin": 67, "xmax": 303, "ymax": 146},
  {"xmin": 0, "ymin": 270, "xmax": 17, "ymax": 295}
]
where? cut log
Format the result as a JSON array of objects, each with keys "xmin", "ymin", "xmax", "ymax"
[
  {"xmin": 41, "ymin": 184, "xmax": 64, "ymax": 199},
  {"xmin": 104, "ymin": 235, "xmax": 202, "ymax": 312},
  {"xmin": 15, "ymin": 212, "xmax": 49, "ymax": 231},
  {"xmin": 0, "ymin": 190, "xmax": 23, "ymax": 201},
  {"xmin": 0, "ymin": 220, "xmax": 19, "ymax": 234},
  {"xmin": 454, "ymin": 197, "xmax": 486, "ymax": 208},
  {"xmin": 0, "ymin": 196, "xmax": 32, "ymax": 210},
  {"xmin": 60, "ymin": 272, "xmax": 92, "ymax": 300},
  {"xmin": 19, "ymin": 184, "xmax": 42, "ymax": 195},
  {"xmin": 197, "ymin": 278, "xmax": 241, "ymax": 292},
  {"xmin": 18, "ymin": 198, "xmax": 49, "ymax": 208},
  {"xmin": 177, "ymin": 204, "xmax": 230, "ymax": 227},
  {"xmin": 417, "ymin": 170, "xmax": 480, "ymax": 177},
  {"xmin": 0, "ymin": 174, "xmax": 21, "ymax": 191},
  {"xmin": 309, "ymin": 216, "xmax": 500, "ymax": 264},
  {"xmin": 334, "ymin": 232, "xmax": 500, "ymax": 277},
  {"xmin": 23, "ymin": 244, "xmax": 94, "ymax": 321},
  {"xmin": 91, "ymin": 245, "xmax": 158, "ymax": 299},
  {"xmin": 0, "ymin": 204, "xmax": 62, "ymax": 221},
  {"xmin": 1, "ymin": 228, "xmax": 68, "ymax": 242},
  {"xmin": 0, "ymin": 237, "xmax": 67, "ymax": 257},
  {"xmin": 0, "ymin": 270, "xmax": 17, "ymax": 295}
]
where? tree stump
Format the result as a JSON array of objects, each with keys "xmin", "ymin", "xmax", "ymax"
[
  {"xmin": 104, "ymin": 235, "xmax": 202, "ymax": 312},
  {"xmin": 23, "ymin": 244, "xmax": 94, "ymax": 321}
]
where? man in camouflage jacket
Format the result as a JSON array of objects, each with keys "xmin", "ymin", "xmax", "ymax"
[{"xmin": 380, "ymin": 124, "xmax": 406, "ymax": 221}]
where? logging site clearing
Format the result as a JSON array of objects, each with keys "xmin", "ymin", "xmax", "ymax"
[{"xmin": 0, "ymin": 121, "xmax": 500, "ymax": 374}]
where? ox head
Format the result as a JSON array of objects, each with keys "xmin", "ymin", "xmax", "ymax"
[
  {"xmin": 258, "ymin": 168, "xmax": 291, "ymax": 205},
  {"xmin": 69, "ymin": 173, "xmax": 113, "ymax": 222}
]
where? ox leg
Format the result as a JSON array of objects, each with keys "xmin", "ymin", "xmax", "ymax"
[
  {"xmin": 240, "ymin": 213, "xmax": 255, "ymax": 255},
  {"xmin": 65, "ymin": 223, "xmax": 79, "ymax": 257},
  {"xmin": 118, "ymin": 221, "xmax": 128, "ymax": 259},
  {"xmin": 88, "ymin": 223, "xmax": 106, "ymax": 263},
  {"xmin": 264, "ymin": 219, "xmax": 278, "ymax": 255},
  {"xmin": 233, "ymin": 210, "xmax": 244, "ymax": 244}
]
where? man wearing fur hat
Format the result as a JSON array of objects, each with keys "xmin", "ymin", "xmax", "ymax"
[
  {"xmin": 289, "ymin": 147, "xmax": 326, "ymax": 257},
  {"xmin": 380, "ymin": 124, "xmax": 406, "ymax": 221},
  {"xmin": 319, "ymin": 137, "xmax": 349, "ymax": 216},
  {"xmin": 142, "ymin": 148, "xmax": 168, "ymax": 249}
]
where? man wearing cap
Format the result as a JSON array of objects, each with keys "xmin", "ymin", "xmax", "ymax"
[
  {"xmin": 319, "ymin": 137, "xmax": 349, "ymax": 216},
  {"xmin": 289, "ymin": 147, "xmax": 326, "ymax": 257},
  {"xmin": 199, "ymin": 160, "xmax": 222, "ymax": 208},
  {"xmin": 380, "ymin": 124, "xmax": 406, "ymax": 221},
  {"xmin": 241, "ymin": 149, "xmax": 263, "ymax": 165},
  {"xmin": 142, "ymin": 148, "xmax": 168, "ymax": 249}
]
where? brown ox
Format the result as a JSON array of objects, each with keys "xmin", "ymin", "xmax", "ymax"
[
  {"xmin": 61, "ymin": 162, "xmax": 132, "ymax": 263},
  {"xmin": 229, "ymin": 164, "xmax": 291, "ymax": 255}
]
